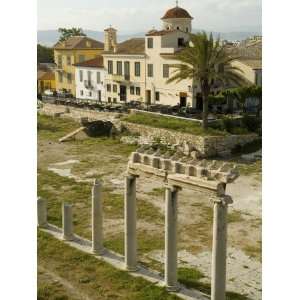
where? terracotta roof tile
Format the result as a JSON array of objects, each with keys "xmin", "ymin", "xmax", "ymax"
[
  {"xmin": 161, "ymin": 6, "xmax": 193, "ymax": 20},
  {"xmin": 103, "ymin": 38, "xmax": 145, "ymax": 55},
  {"xmin": 73, "ymin": 56, "xmax": 104, "ymax": 68},
  {"xmin": 54, "ymin": 36, "xmax": 104, "ymax": 50},
  {"xmin": 146, "ymin": 29, "xmax": 177, "ymax": 36}
]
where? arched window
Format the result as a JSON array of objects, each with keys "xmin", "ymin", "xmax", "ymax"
[{"xmin": 177, "ymin": 26, "xmax": 180, "ymax": 30}]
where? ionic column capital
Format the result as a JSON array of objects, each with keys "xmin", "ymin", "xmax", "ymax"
[
  {"xmin": 213, "ymin": 195, "xmax": 233, "ymax": 206},
  {"xmin": 165, "ymin": 184, "xmax": 182, "ymax": 193}
]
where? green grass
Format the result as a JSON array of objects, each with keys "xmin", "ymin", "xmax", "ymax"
[
  {"xmin": 38, "ymin": 230, "xmax": 180, "ymax": 300},
  {"xmin": 38, "ymin": 113, "xmax": 80, "ymax": 140},
  {"xmin": 238, "ymin": 160, "xmax": 262, "ymax": 176},
  {"xmin": 122, "ymin": 112, "xmax": 228, "ymax": 136}
]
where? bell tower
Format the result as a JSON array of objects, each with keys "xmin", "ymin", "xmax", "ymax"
[{"xmin": 104, "ymin": 26, "xmax": 117, "ymax": 52}]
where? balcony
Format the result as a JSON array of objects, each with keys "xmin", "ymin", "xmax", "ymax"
[
  {"xmin": 84, "ymin": 80, "xmax": 94, "ymax": 90},
  {"xmin": 107, "ymin": 74, "xmax": 130, "ymax": 82}
]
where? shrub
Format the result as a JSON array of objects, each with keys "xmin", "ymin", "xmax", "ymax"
[{"xmin": 242, "ymin": 114, "xmax": 261, "ymax": 134}]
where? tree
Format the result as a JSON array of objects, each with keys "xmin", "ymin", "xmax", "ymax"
[
  {"xmin": 167, "ymin": 32, "xmax": 246, "ymax": 129},
  {"xmin": 58, "ymin": 27, "xmax": 86, "ymax": 42},
  {"xmin": 37, "ymin": 44, "xmax": 54, "ymax": 63}
]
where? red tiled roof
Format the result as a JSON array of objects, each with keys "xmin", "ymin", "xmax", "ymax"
[
  {"xmin": 37, "ymin": 70, "xmax": 55, "ymax": 81},
  {"xmin": 161, "ymin": 6, "xmax": 193, "ymax": 20},
  {"xmin": 73, "ymin": 56, "xmax": 104, "ymax": 68},
  {"xmin": 146, "ymin": 29, "xmax": 177, "ymax": 36},
  {"xmin": 54, "ymin": 36, "xmax": 104, "ymax": 50},
  {"xmin": 103, "ymin": 38, "xmax": 145, "ymax": 55}
]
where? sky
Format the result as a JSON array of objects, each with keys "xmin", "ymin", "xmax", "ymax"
[{"xmin": 37, "ymin": 0, "xmax": 261, "ymax": 33}]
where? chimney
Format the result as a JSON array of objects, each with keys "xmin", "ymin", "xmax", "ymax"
[{"xmin": 104, "ymin": 26, "xmax": 117, "ymax": 52}]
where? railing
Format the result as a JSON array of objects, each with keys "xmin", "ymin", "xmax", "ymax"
[{"xmin": 84, "ymin": 80, "xmax": 94, "ymax": 90}]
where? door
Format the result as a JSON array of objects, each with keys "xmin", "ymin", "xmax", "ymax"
[
  {"xmin": 146, "ymin": 90, "xmax": 151, "ymax": 104},
  {"xmin": 120, "ymin": 85, "xmax": 127, "ymax": 102},
  {"xmin": 179, "ymin": 92, "xmax": 187, "ymax": 107},
  {"xmin": 98, "ymin": 90, "xmax": 101, "ymax": 102}
]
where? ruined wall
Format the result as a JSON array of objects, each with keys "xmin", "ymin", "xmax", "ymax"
[
  {"xmin": 121, "ymin": 121, "xmax": 258, "ymax": 157},
  {"xmin": 39, "ymin": 103, "xmax": 258, "ymax": 157}
]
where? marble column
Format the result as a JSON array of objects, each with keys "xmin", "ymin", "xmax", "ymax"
[
  {"xmin": 165, "ymin": 185, "xmax": 180, "ymax": 291},
  {"xmin": 37, "ymin": 197, "xmax": 47, "ymax": 228},
  {"xmin": 211, "ymin": 195, "xmax": 233, "ymax": 300},
  {"xmin": 62, "ymin": 203, "xmax": 74, "ymax": 241},
  {"xmin": 92, "ymin": 179, "xmax": 104, "ymax": 255},
  {"xmin": 124, "ymin": 174, "xmax": 138, "ymax": 271}
]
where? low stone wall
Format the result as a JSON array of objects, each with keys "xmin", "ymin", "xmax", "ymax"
[
  {"xmin": 39, "ymin": 103, "xmax": 121, "ymax": 123},
  {"xmin": 121, "ymin": 121, "xmax": 258, "ymax": 157},
  {"xmin": 39, "ymin": 103, "xmax": 259, "ymax": 157}
]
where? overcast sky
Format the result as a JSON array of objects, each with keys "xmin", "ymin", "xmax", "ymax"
[{"xmin": 37, "ymin": 0, "xmax": 261, "ymax": 33}]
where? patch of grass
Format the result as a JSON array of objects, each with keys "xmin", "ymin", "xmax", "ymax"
[
  {"xmin": 238, "ymin": 160, "xmax": 262, "ymax": 176},
  {"xmin": 38, "ymin": 113, "xmax": 79, "ymax": 140},
  {"xmin": 38, "ymin": 230, "xmax": 180, "ymax": 300},
  {"xmin": 37, "ymin": 276, "xmax": 69, "ymax": 300},
  {"xmin": 104, "ymin": 232, "xmax": 164, "ymax": 256},
  {"xmin": 231, "ymin": 139, "xmax": 261, "ymax": 155},
  {"xmin": 122, "ymin": 112, "xmax": 228, "ymax": 136},
  {"xmin": 147, "ymin": 187, "xmax": 165, "ymax": 197},
  {"xmin": 243, "ymin": 242, "xmax": 262, "ymax": 261},
  {"xmin": 227, "ymin": 210, "xmax": 244, "ymax": 223}
]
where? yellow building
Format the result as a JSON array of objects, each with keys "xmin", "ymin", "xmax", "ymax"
[
  {"xmin": 37, "ymin": 70, "xmax": 56, "ymax": 94},
  {"xmin": 54, "ymin": 36, "xmax": 104, "ymax": 96}
]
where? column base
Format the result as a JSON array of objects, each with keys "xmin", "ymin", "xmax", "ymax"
[
  {"xmin": 125, "ymin": 265, "xmax": 139, "ymax": 272},
  {"xmin": 38, "ymin": 223, "xmax": 48, "ymax": 229},
  {"xmin": 166, "ymin": 284, "xmax": 180, "ymax": 292},
  {"xmin": 62, "ymin": 234, "xmax": 74, "ymax": 241},
  {"xmin": 92, "ymin": 248, "xmax": 105, "ymax": 256}
]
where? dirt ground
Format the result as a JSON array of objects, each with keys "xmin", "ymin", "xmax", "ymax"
[{"xmin": 38, "ymin": 115, "xmax": 261, "ymax": 300}]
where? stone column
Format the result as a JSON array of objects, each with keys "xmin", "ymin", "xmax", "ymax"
[
  {"xmin": 211, "ymin": 195, "xmax": 233, "ymax": 300},
  {"xmin": 124, "ymin": 174, "xmax": 138, "ymax": 271},
  {"xmin": 92, "ymin": 179, "xmax": 104, "ymax": 255},
  {"xmin": 165, "ymin": 185, "xmax": 180, "ymax": 292},
  {"xmin": 62, "ymin": 203, "xmax": 74, "ymax": 241},
  {"xmin": 37, "ymin": 197, "xmax": 47, "ymax": 228}
]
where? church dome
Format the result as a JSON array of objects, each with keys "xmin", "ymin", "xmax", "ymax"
[{"xmin": 161, "ymin": 6, "xmax": 193, "ymax": 20}]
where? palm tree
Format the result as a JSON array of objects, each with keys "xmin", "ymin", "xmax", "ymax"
[{"xmin": 167, "ymin": 32, "xmax": 246, "ymax": 129}]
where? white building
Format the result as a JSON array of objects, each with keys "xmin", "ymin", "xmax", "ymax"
[
  {"xmin": 74, "ymin": 56, "xmax": 106, "ymax": 102},
  {"xmin": 102, "ymin": 5, "xmax": 207, "ymax": 108}
]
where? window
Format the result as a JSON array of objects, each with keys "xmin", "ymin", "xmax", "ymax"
[
  {"xmin": 130, "ymin": 86, "xmax": 135, "ymax": 95},
  {"xmin": 80, "ymin": 90, "xmax": 83, "ymax": 96},
  {"xmin": 89, "ymin": 91, "xmax": 92, "ymax": 97},
  {"xmin": 177, "ymin": 26, "xmax": 180, "ymax": 30},
  {"xmin": 186, "ymin": 27, "xmax": 189, "ymax": 32},
  {"xmin": 67, "ymin": 73, "xmax": 72, "ymax": 83},
  {"xmin": 147, "ymin": 64, "xmax": 153, "ymax": 77},
  {"xmin": 79, "ymin": 70, "xmax": 83, "ymax": 82},
  {"xmin": 87, "ymin": 71, "xmax": 92, "ymax": 83},
  {"xmin": 107, "ymin": 84, "xmax": 111, "ymax": 92},
  {"xmin": 163, "ymin": 64, "xmax": 169, "ymax": 78},
  {"xmin": 113, "ymin": 98, "xmax": 117, "ymax": 103},
  {"xmin": 136, "ymin": 87, "xmax": 140, "ymax": 95},
  {"xmin": 178, "ymin": 38, "xmax": 185, "ymax": 47},
  {"xmin": 134, "ymin": 62, "xmax": 140, "ymax": 77},
  {"xmin": 117, "ymin": 61, "xmax": 122, "ymax": 75},
  {"xmin": 58, "ymin": 71, "xmax": 63, "ymax": 83},
  {"xmin": 67, "ymin": 56, "xmax": 71, "ymax": 65},
  {"xmin": 79, "ymin": 55, "xmax": 85, "ymax": 63},
  {"xmin": 147, "ymin": 38, "xmax": 153, "ymax": 48},
  {"xmin": 57, "ymin": 55, "xmax": 62, "ymax": 68},
  {"xmin": 124, "ymin": 61, "xmax": 130, "ymax": 80},
  {"xmin": 108, "ymin": 97, "xmax": 111, "ymax": 103},
  {"xmin": 97, "ymin": 72, "xmax": 101, "ymax": 84},
  {"xmin": 113, "ymin": 84, "xmax": 118, "ymax": 93},
  {"xmin": 108, "ymin": 60, "xmax": 113, "ymax": 74},
  {"xmin": 155, "ymin": 91, "xmax": 160, "ymax": 101}
]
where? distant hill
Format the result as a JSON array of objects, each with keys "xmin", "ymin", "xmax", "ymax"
[
  {"xmin": 37, "ymin": 30, "xmax": 145, "ymax": 47},
  {"xmin": 37, "ymin": 29, "xmax": 261, "ymax": 47}
]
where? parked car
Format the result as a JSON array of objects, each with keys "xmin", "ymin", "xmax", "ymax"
[{"xmin": 44, "ymin": 89, "xmax": 55, "ymax": 96}]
